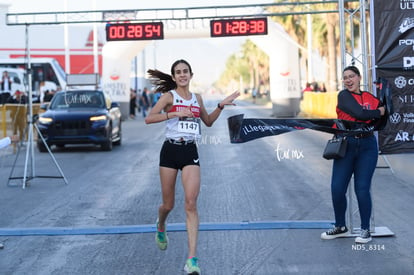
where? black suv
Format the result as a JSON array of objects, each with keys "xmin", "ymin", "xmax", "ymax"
[{"xmin": 37, "ymin": 90, "xmax": 122, "ymax": 151}]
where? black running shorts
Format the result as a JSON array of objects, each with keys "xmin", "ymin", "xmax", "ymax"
[{"xmin": 159, "ymin": 141, "xmax": 200, "ymax": 170}]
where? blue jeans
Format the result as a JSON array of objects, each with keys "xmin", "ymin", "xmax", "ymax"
[
  {"xmin": 331, "ymin": 135, "xmax": 378, "ymax": 230},
  {"xmin": 141, "ymin": 105, "xmax": 147, "ymax": 118}
]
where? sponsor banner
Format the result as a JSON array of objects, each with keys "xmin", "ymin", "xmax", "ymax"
[
  {"xmin": 374, "ymin": 0, "xmax": 414, "ymax": 70},
  {"xmin": 376, "ymin": 70, "xmax": 414, "ymax": 153},
  {"xmin": 227, "ymin": 114, "xmax": 385, "ymax": 144},
  {"xmin": 373, "ymin": 0, "xmax": 414, "ymax": 153}
]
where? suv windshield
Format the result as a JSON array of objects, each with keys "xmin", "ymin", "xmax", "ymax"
[{"xmin": 50, "ymin": 91, "xmax": 105, "ymax": 109}]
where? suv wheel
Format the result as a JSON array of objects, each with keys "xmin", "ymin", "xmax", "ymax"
[{"xmin": 37, "ymin": 141, "xmax": 48, "ymax": 152}]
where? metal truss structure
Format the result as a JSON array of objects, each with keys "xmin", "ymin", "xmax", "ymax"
[
  {"xmin": 6, "ymin": 1, "xmax": 359, "ymax": 25},
  {"xmin": 338, "ymin": 0, "xmax": 370, "ymax": 91}
]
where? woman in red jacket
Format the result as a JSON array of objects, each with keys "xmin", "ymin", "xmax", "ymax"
[{"xmin": 321, "ymin": 66, "xmax": 385, "ymax": 244}]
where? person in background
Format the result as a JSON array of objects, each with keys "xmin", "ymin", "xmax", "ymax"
[
  {"xmin": 0, "ymin": 134, "xmax": 19, "ymax": 249},
  {"xmin": 148, "ymin": 89, "xmax": 155, "ymax": 107},
  {"xmin": 252, "ymin": 87, "xmax": 257, "ymax": 104},
  {"xmin": 135, "ymin": 89, "xmax": 142, "ymax": 113},
  {"xmin": 312, "ymin": 82, "xmax": 321, "ymax": 92},
  {"xmin": 129, "ymin": 88, "xmax": 136, "ymax": 119},
  {"xmin": 7, "ymin": 90, "xmax": 27, "ymax": 104},
  {"xmin": 43, "ymin": 89, "xmax": 56, "ymax": 102},
  {"xmin": 301, "ymin": 82, "xmax": 314, "ymax": 100},
  {"xmin": 152, "ymin": 89, "xmax": 161, "ymax": 107},
  {"xmin": 140, "ymin": 87, "xmax": 150, "ymax": 118},
  {"xmin": 145, "ymin": 59, "xmax": 239, "ymax": 275},
  {"xmin": 321, "ymin": 83, "xmax": 327, "ymax": 93},
  {"xmin": 302, "ymin": 82, "xmax": 313, "ymax": 93},
  {"xmin": 0, "ymin": 70, "xmax": 12, "ymax": 104},
  {"xmin": 321, "ymin": 65, "xmax": 385, "ymax": 244}
]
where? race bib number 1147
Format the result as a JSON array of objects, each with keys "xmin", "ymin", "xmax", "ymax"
[{"xmin": 178, "ymin": 117, "xmax": 201, "ymax": 135}]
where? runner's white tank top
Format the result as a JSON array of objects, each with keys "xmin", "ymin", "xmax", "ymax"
[{"xmin": 166, "ymin": 90, "xmax": 201, "ymax": 141}]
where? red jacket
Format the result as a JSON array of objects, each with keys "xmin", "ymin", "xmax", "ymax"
[{"xmin": 336, "ymin": 89, "xmax": 381, "ymax": 124}]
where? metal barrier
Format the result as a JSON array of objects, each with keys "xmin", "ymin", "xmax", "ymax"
[
  {"xmin": 300, "ymin": 92, "xmax": 338, "ymax": 118},
  {"xmin": 1, "ymin": 104, "xmax": 42, "ymax": 140}
]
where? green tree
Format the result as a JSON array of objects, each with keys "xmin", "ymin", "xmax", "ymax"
[
  {"xmin": 241, "ymin": 40, "xmax": 269, "ymax": 93},
  {"xmin": 216, "ymin": 40, "xmax": 269, "ymax": 94},
  {"xmin": 216, "ymin": 53, "xmax": 250, "ymax": 91}
]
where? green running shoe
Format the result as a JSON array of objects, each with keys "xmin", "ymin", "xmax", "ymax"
[
  {"xmin": 184, "ymin": 257, "xmax": 201, "ymax": 275},
  {"xmin": 155, "ymin": 219, "xmax": 168, "ymax": 250}
]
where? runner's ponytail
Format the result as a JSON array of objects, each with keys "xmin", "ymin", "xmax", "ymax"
[
  {"xmin": 147, "ymin": 69, "xmax": 176, "ymax": 93},
  {"xmin": 147, "ymin": 59, "xmax": 193, "ymax": 93}
]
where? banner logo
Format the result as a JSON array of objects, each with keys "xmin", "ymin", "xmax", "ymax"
[
  {"xmin": 395, "ymin": 131, "xmax": 413, "ymax": 142},
  {"xmin": 398, "ymin": 94, "xmax": 414, "ymax": 104},
  {"xmin": 395, "ymin": 76, "xmax": 407, "ymax": 88},
  {"xmin": 403, "ymin": 113, "xmax": 414, "ymax": 123},
  {"xmin": 399, "ymin": 39, "xmax": 414, "ymax": 51},
  {"xmin": 374, "ymin": 0, "xmax": 414, "ymax": 153},
  {"xmin": 399, "ymin": 17, "xmax": 414, "ymax": 33},
  {"xmin": 403, "ymin": 57, "xmax": 414, "ymax": 69},
  {"xmin": 395, "ymin": 76, "xmax": 414, "ymax": 88},
  {"xmin": 389, "ymin": 113, "xmax": 402, "ymax": 124},
  {"xmin": 400, "ymin": 0, "xmax": 414, "ymax": 10}
]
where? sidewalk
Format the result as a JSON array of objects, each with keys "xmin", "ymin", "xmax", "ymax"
[{"xmin": 377, "ymin": 153, "xmax": 413, "ymax": 184}]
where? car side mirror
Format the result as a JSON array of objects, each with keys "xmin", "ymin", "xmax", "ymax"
[{"xmin": 40, "ymin": 103, "xmax": 49, "ymax": 110}]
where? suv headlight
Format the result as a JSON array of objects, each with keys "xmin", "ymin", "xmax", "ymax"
[
  {"xmin": 38, "ymin": 117, "xmax": 53, "ymax": 124},
  {"xmin": 90, "ymin": 115, "xmax": 107, "ymax": 121}
]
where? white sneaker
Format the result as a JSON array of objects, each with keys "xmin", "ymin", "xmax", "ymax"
[
  {"xmin": 355, "ymin": 229, "xmax": 372, "ymax": 243},
  {"xmin": 321, "ymin": 226, "xmax": 349, "ymax": 240}
]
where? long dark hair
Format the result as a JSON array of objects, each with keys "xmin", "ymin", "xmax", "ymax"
[{"xmin": 147, "ymin": 59, "xmax": 193, "ymax": 93}]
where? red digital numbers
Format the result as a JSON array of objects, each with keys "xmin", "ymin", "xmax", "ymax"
[
  {"xmin": 106, "ymin": 22, "xmax": 164, "ymax": 41},
  {"xmin": 211, "ymin": 18, "xmax": 268, "ymax": 37}
]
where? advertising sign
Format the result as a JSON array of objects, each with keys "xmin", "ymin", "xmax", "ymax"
[{"xmin": 373, "ymin": 0, "xmax": 414, "ymax": 153}]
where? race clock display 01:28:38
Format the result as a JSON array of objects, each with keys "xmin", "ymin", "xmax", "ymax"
[{"xmin": 210, "ymin": 18, "xmax": 268, "ymax": 37}]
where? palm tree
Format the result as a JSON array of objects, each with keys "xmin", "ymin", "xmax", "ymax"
[
  {"xmin": 241, "ymin": 40, "xmax": 269, "ymax": 93},
  {"xmin": 312, "ymin": 10, "xmax": 339, "ymax": 92},
  {"xmin": 269, "ymin": 1, "xmax": 360, "ymax": 92},
  {"xmin": 216, "ymin": 40, "xmax": 269, "ymax": 95},
  {"xmin": 215, "ymin": 53, "xmax": 250, "ymax": 91}
]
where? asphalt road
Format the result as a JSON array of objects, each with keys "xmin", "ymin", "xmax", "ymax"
[{"xmin": 0, "ymin": 94, "xmax": 413, "ymax": 274}]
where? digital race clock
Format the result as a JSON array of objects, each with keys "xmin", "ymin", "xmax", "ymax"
[
  {"xmin": 106, "ymin": 22, "xmax": 164, "ymax": 41},
  {"xmin": 210, "ymin": 18, "xmax": 268, "ymax": 37}
]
